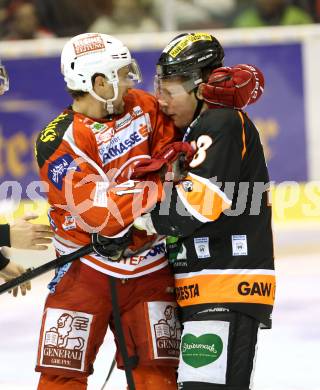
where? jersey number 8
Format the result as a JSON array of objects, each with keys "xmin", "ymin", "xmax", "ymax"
[{"xmin": 189, "ymin": 135, "xmax": 213, "ymax": 168}]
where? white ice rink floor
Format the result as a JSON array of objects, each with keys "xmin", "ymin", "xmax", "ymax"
[{"xmin": 1, "ymin": 223, "xmax": 320, "ymax": 390}]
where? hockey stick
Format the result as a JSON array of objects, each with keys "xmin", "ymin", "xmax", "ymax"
[
  {"xmin": 0, "ymin": 231, "xmax": 163, "ymax": 296},
  {"xmin": 109, "ymin": 276, "xmax": 137, "ymax": 390},
  {"xmin": 100, "ymin": 354, "xmax": 116, "ymax": 390},
  {"xmin": 0, "ymin": 243, "xmax": 93, "ymax": 295}
]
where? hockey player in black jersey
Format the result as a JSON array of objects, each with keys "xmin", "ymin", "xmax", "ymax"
[{"xmin": 133, "ymin": 33, "xmax": 275, "ymax": 390}]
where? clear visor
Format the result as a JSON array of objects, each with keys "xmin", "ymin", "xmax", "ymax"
[
  {"xmin": 154, "ymin": 74, "xmax": 202, "ymax": 103},
  {"xmin": 116, "ymin": 59, "xmax": 142, "ymax": 86},
  {"xmin": 0, "ymin": 65, "xmax": 9, "ymax": 95}
]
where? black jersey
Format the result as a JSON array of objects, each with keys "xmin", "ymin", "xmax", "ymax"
[{"xmin": 151, "ymin": 108, "xmax": 275, "ymax": 327}]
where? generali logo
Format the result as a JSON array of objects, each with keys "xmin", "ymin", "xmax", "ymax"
[
  {"xmin": 152, "ymin": 303, "xmax": 181, "ymax": 359},
  {"xmin": 40, "ymin": 309, "xmax": 93, "ymax": 371}
]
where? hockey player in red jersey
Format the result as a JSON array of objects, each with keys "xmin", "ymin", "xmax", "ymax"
[
  {"xmin": 34, "ymin": 33, "xmax": 183, "ymax": 390},
  {"xmin": 133, "ymin": 33, "xmax": 275, "ymax": 390}
]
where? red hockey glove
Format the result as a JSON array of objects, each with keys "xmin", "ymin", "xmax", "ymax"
[
  {"xmin": 131, "ymin": 142, "xmax": 195, "ymax": 182},
  {"xmin": 202, "ymin": 64, "xmax": 264, "ymax": 110}
]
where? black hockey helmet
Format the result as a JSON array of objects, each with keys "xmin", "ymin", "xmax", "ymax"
[{"xmin": 156, "ymin": 32, "xmax": 224, "ymax": 81}]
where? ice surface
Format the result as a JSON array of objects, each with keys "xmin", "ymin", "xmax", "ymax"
[{"xmin": 1, "ymin": 224, "xmax": 319, "ymax": 390}]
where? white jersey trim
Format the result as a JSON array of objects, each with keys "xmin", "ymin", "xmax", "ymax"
[
  {"xmin": 175, "ymin": 268, "xmax": 276, "ymax": 279},
  {"xmin": 53, "ymin": 234, "xmax": 168, "ymax": 278},
  {"xmin": 64, "ymin": 123, "xmax": 109, "ymax": 182},
  {"xmin": 188, "ymin": 172, "xmax": 232, "ymax": 205},
  {"xmin": 80, "ymin": 257, "xmax": 168, "ymax": 279}
]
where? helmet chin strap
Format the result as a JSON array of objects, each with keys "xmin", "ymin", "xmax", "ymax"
[
  {"xmin": 88, "ymin": 81, "xmax": 119, "ymax": 115},
  {"xmin": 192, "ymin": 88, "xmax": 204, "ymax": 121}
]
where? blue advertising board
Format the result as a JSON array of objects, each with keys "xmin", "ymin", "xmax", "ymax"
[{"xmin": 0, "ymin": 42, "xmax": 307, "ymax": 199}]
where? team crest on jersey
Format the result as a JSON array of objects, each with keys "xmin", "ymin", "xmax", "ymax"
[
  {"xmin": 39, "ymin": 308, "xmax": 93, "ymax": 371},
  {"xmin": 48, "ymin": 154, "xmax": 80, "ymax": 190}
]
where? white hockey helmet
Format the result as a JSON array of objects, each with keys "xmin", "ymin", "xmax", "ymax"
[
  {"xmin": 61, "ymin": 33, "xmax": 142, "ymax": 113},
  {"xmin": 0, "ymin": 60, "xmax": 9, "ymax": 95}
]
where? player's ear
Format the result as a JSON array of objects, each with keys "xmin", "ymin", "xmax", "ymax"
[
  {"xmin": 93, "ymin": 74, "xmax": 106, "ymax": 88},
  {"xmin": 196, "ymin": 83, "xmax": 205, "ymax": 100}
]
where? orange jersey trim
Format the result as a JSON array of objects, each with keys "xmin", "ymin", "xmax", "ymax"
[
  {"xmin": 238, "ymin": 111, "xmax": 247, "ymax": 159},
  {"xmin": 175, "ymin": 272, "xmax": 275, "ymax": 306},
  {"xmin": 176, "ymin": 173, "xmax": 231, "ymax": 222}
]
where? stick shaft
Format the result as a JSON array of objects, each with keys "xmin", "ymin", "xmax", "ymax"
[{"xmin": 0, "ymin": 244, "xmax": 93, "ymax": 295}]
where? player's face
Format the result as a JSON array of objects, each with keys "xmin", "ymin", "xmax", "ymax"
[
  {"xmin": 156, "ymin": 78, "xmax": 198, "ymax": 130},
  {"xmin": 94, "ymin": 66, "xmax": 135, "ymax": 115},
  {"xmin": 107, "ymin": 66, "xmax": 135, "ymax": 115}
]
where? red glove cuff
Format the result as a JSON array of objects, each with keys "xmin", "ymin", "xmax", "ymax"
[
  {"xmin": 131, "ymin": 142, "xmax": 195, "ymax": 180},
  {"xmin": 130, "ymin": 158, "xmax": 167, "ymax": 179},
  {"xmin": 202, "ymin": 64, "xmax": 264, "ymax": 110},
  {"xmin": 153, "ymin": 141, "xmax": 195, "ymax": 162}
]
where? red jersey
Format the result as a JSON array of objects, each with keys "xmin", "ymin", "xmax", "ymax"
[{"xmin": 35, "ymin": 89, "xmax": 177, "ymax": 278}]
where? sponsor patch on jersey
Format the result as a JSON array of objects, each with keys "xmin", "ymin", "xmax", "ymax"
[
  {"xmin": 231, "ymin": 235, "xmax": 248, "ymax": 256},
  {"xmin": 89, "ymin": 122, "xmax": 107, "ymax": 134},
  {"xmin": 182, "ymin": 180, "xmax": 193, "ymax": 192},
  {"xmin": 95, "ymin": 127, "xmax": 115, "ymax": 144},
  {"xmin": 132, "ymin": 105, "xmax": 143, "ymax": 116},
  {"xmin": 175, "ymin": 284, "xmax": 200, "ymax": 302},
  {"xmin": 194, "ymin": 237, "xmax": 210, "ymax": 259},
  {"xmin": 146, "ymin": 301, "xmax": 180, "ymax": 360},
  {"xmin": 98, "ymin": 115, "xmax": 149, "ymax": 165},
  {"xmin": 178, "ymin": 320, "xmax": 229, "ymax": 384},
  {"xmin": 62, "ymin": 215, "xmax": 77, "ymax": 231},
  {"xmin": 48, "ymin": 154, "xmax": 80, "ymax": 190},
  {"xmin": 93, "ymin": 181, "xmax": 109, "ymax": 207},
  {"xmin": 36, "ymin": 112, "xmax": 73, "ymax": 169},
  {"xmin": 38, "ymin": 308, "xmax": 93, "ymax": 372},
  {"xmin": 115, "ymin": 113, "xmax": 132, "ymax": 130},
  {"xmin": 73, "ymin": 34, "xmax": 105, "ymax": 56},
  {"xmin": 120, "ymin": 242, "xmax": 166, "ymax": 266},
  {"xmin": 39, "ymin": 113, "xmax": 69, "ymax": 143},
  {"xmin": 147, "ymin": 242, "xmax": 165, "ymax": 257},
  {"xmin": 237, "ymin": 281, "xmax": 274, "ymax": 298}
]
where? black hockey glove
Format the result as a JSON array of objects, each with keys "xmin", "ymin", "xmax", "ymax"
[{"xmin": 92, "ymin": 230, "xmax": 132, "ymax": 262}]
